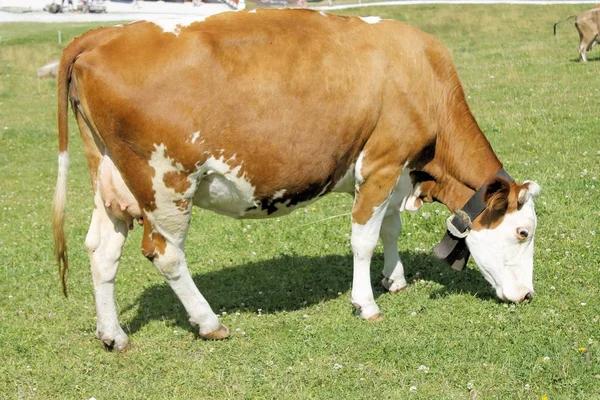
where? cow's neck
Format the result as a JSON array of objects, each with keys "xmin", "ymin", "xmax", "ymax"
[{"xmin": 413, "ymin": 102, "xmax": 503, "ymax": 212}]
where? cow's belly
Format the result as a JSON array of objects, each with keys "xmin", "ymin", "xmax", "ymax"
[
  {"xmin": 193, "ymin": 173, "xmax": 326, "ymax": 219},
  {"xmin": 193, "ymin": 172, "xmax": 263, "ymax": 218},
  {"xmin": 192, "ymin": 157, "xmax": 357, "ymax": 219}
]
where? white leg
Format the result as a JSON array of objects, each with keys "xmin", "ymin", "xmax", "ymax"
[
  {"xmin": 143, "ymin": 207, "xmax": 229, "ymax": 340},
  {"xmin": 350, "ymin": 200, "xmax": 390, "ymax": 320},
  {"xmin": 86, "ymin": 191, "xmax": 129, "ymax": 351},
  {"xmin": 579, "ymin": 44, "xmax": 588, "ymax": 62},
  {"xmin": 153, "ymin": 240, "xmax": 228, "ymax": 339},
  {"xmin": 379, "ymin": 210, "xmax": 408, "ymax": 293}
]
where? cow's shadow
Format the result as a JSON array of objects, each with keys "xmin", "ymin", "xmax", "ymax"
[{"xmin": 122, "ymin": 251, "xmax": 494, "ymax": 336}]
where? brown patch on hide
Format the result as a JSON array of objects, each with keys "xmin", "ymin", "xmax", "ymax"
[
  {"xmin": 164, "ymin": 171, "xmax": 191, "ymax": 194},
  {"xmin": 141, "ymin": 219, "xmax": 167, "ymax": 260},
  {"xmin": 174, "ymin": 198, "xmax": 191, "ymax": 212}
]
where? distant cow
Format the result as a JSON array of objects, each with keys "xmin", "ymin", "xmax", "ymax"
[
  {"xmin": 554, "ymin": 8, "xmax": 600, "ymax": 62},
  {"xmin": 53, "ymin": 10, "xmax": 541, "ymax": 351},
  {"xmin": 36, "ymin": 60, "xmax": 59, "ymax": 79}
]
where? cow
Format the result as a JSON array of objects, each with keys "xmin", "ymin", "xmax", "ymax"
[
  {"xmin": 36, "ymin": 60, "xmax": 59, "ymax": 79},
  {"xmin": 554, "ymin": 7, "xmax": 600, "ymax": 62},
  {"xmin": 52, "ymin": 9, "xmax": 541, "ymax": 351}
]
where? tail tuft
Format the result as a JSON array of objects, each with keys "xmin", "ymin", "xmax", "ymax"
[
  {"xmin": 52, "ymin": 151, "xmax": 70, "ymax": 297},
  {"xmin": 553, "ymin": 15, "xmax": 577, "ymax": 36}
]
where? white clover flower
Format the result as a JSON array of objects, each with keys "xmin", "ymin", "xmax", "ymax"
[
  {"xmin": 417, "ymin": 365, "xmax": 429, "ymax": 373},
  {"xmin": 409, "ymin": 386, "xmax": 418, "ymax": 392},
  {"xmin": 333, "ymin": 363, "xmax": 343, "ymax": 370}
]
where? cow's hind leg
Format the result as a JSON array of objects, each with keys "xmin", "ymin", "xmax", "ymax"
[
  {"xmin": 86, "ymin": 190, "xmax": 129, "ymax": 351},
  {"xmin": 576, "ymin": 25, "xmax": 594, "ymax": 62},
  {"xmin": 141, "ymin": 208, "xmax": 229, "ymax": 340},
  {"xmin": 579, "ymin": 41, "xmax": 589, "ymax": 62},
  {"xmin": 75, "ymin": 112, "xmax": 130, "ymax": 351}
]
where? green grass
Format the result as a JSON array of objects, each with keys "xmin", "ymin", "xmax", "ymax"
[{"xmin": 0, "ymin": 5, "xmax": 599, "ymax": 399}]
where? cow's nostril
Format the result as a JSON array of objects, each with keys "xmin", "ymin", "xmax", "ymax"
[{"xmin": 524, "ymin": 292, "xmax": 533, "ymax": 301}]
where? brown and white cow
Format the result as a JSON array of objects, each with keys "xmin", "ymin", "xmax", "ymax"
[
  {"xmin": 554, "ymin": 7, "xmax": 600, "ymax": 62},
  {"xmin": 52, "ymin": 9, "xmax": 541, "ymax": 351}
]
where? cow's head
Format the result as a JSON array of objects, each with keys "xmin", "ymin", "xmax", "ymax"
[{"xmin": 466, "ymin": 179, "xmax": 541, "ymax": 303}]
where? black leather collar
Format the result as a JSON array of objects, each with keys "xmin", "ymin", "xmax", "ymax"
[{"xmin": 432, "ymin": 168, "xmax": 513, "ymax": 271}]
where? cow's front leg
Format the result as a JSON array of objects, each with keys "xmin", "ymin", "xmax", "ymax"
[
  {"xmin": 141, "ymin": 215, "xmax": 229, "ymax": 340},
  {"xmin": 350, "ymin": 159, "xmax": 403, "ymax": 320},
  {"xmin": 380, "ymin": 210, "xmax": 408, "ymax": 293},
  {"xmin": 86, "ymin": 191, "xmax": 129, "ymax": 351},
  {"xmin": 351, "ymin": 215, "xmax": 384, "ymax": 320}
]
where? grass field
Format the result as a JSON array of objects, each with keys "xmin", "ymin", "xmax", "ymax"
[{"xmin": 0, "ymin": 5, "xmax": 599, "ymax": 399}]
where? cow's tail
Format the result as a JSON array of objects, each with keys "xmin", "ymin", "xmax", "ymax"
[
  {"xmin": 553, "ymin": 15, "xmax": 577, "ymax": 36},
  {"xmin": 52, "ymin": 38, "xmax": 78, "ymax": 298},
  {"xmin": 52, "ymin": 27, "xmax": 119, "ymax": 297}
]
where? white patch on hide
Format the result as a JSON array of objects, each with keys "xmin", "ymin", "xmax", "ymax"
[
  {"xmin": 354, "ymin": 151, "xmax": 366, "ymax": 190},
  {"xmin": 146, "ymin": 144, "xmax": 198, "ymax": 245},
  {"xmin": 193, "ymin": 155, "xmax": 258, "ymax": 218},
  {"xmin": 360, "ymin": 16, "xmax": 382, "ymax": 24},
  {"xmin": 272, "ymin": 189, "xmax": 287, "ymax": 200},
  {"xmin": 151, "ymin": 17, "xmax": 206, "ymax": 36}
]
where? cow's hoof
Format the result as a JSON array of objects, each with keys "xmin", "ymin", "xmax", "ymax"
[
  {"xmin": 200, "ymin": 323, "xmax": 230, "ymax": 340},
  {"xmin": 352, "ymin": 303, "xmax": 382, "ymax": 321},
  {"xmin": 97, "ymin": 330, "xmax": 129, "ymax": 352},
  {"xmin": 381, "ymin": 276, "xmax": 408, "ymax": 293},
  {"xmin": 368, "ymin": 313, "xmax": 384, "ymax": 322}
]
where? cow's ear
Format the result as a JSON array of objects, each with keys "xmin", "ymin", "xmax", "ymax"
[
  {"xmin": 518, "ymin": 180, "xmax": 541, "ymax": 205},
  {"xmin": 484, "ymin": 177, "xmax": 510, "ymax": 213}
]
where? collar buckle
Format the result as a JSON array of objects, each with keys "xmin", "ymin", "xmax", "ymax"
[{"xmin": 445, "ymin": 210, "xmax": 472, "ymax": 239}]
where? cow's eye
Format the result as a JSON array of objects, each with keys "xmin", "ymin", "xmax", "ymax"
[{"xmin": 516, "ymin": 227, "xmax": 529, "ymax": 240}]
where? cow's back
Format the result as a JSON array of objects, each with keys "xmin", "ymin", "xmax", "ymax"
[
  {"xmin": 70, "ymin": 10, "xmax": 453, "ymax": 216},
  {"xmin": 578, "ymin": 8, "xmax": 600, "ymax": 30}
]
